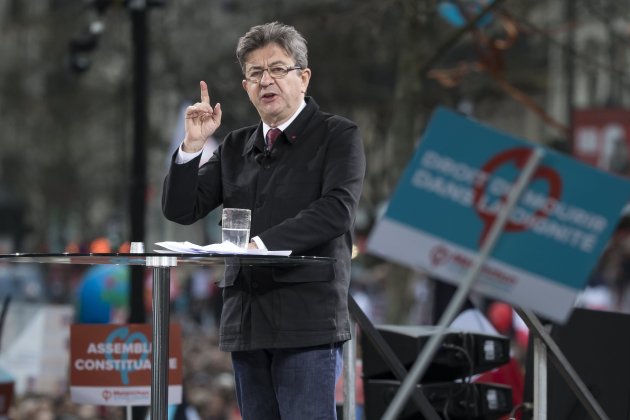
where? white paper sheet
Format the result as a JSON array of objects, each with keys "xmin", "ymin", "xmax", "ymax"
[{"xmin": 154, "ymin": 241, "xmax": 292, "ymax": 256}]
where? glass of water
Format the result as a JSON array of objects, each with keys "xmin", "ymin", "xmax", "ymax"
[{"xmin": 222, "ymin": 208, "xmax": 251, "ymax": 249}]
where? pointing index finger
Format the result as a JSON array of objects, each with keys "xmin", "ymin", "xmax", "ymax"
[{"xmin": 200, "ymin": 81, "xmax": 210, "ymax": 104}]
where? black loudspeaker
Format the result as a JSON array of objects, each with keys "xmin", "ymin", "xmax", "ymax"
[
  {"xmin": 541, "ymin": 308, "xmax": 630, "ymax": 419},
  {"xmin": 364, "ymin": 379, "xmax": 513, "ymax": 420},
  {"xmin": 361, "ymin": 325, "xmax": 511, "ymax": 383}
]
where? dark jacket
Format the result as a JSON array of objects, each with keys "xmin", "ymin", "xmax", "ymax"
[{"xmin": 162, "ymin": 97, "xmax": 366, "ymax": 351}]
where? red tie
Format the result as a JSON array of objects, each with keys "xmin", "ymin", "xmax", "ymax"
[{"xmin": 266, "ymin": 128, "xmax": 282, "ymax": 150}]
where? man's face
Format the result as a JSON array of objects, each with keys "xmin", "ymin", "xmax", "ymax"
[{"xmin": 242, "ymin": 43, "xmax": 310, "ymax": 127}]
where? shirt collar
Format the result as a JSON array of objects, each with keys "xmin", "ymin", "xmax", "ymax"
[{"xmin": 262, "ymin": 100, "xmax": 307, "ymax": 138}]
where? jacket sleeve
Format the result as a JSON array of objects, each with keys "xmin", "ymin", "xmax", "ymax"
[{"xmin": 162, "ymin": 149, "xmax": 223, "ymax": 225}]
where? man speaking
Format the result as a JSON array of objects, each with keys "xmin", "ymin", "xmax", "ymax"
[{"xmin": 162, "ymin": 21, "xmax": 366, "ymax": 420}]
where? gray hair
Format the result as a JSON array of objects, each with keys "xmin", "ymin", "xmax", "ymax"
[{"xmin": 236, "ymin": 22, "xmax": 308, "ymax": 74}]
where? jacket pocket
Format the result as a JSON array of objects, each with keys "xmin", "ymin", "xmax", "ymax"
[{"xmin": 271, "ymin": 265, "xmax": 337, "ymax": 331}]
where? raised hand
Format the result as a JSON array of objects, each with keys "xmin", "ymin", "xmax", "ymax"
[{"xmin": 182, "ymin": 81, "xmax": 222, "ymax": 153}]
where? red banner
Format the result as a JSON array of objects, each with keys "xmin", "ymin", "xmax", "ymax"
[
  {"xmin": 573, "ymin": 108, "xmax": 630, "ymax": 176},
  {"xmin": 70, "ymin": 323, "xmax": 182, "ymax": 406}
]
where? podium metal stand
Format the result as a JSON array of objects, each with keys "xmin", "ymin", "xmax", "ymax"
[
  {"xmin": 515, "ymin": 307, "xmax": 610, "ymax": 420},
  {"xmin": 0, "ymin": 252, "xmax": 333, "ymax": 420}
]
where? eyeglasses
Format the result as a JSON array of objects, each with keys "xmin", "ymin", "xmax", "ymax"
[{"xmin": 244, "ymin": 64, "xmax": 302, "ymax": 84}]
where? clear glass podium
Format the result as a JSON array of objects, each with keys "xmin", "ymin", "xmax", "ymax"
[{"xmin": 0, "ymin": 252, "xmax": 334, "ymax": 420}]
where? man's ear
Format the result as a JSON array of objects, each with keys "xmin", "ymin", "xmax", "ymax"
[
  {"xmin": 300, "ymin": 68, "xmax": 311, "ymax": 93},
  {"xmin": 242, "ymin": 80, "xmax": 248, "ymax": 91}
]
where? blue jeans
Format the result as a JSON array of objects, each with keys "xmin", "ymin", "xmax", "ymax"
[{"xmin": 231, "ymin": 343, "xmax": 344, "ymax": 420}]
